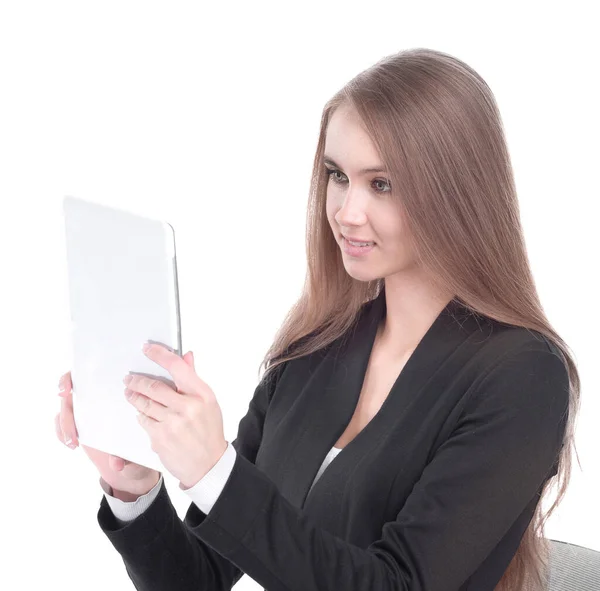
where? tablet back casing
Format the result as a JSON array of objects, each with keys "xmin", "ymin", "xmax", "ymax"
[{"xmin": 63, "ymin": 196, "xmax": 181, "ymax": 472}]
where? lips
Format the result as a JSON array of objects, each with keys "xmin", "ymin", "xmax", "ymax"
[{"xmin": 342, "ymin": 235, "xmax": 375, "ymax": 244}]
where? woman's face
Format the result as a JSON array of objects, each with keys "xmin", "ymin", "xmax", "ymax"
[{"xmin": 324, "ymin": 105, "xmax": 417, "ymax": 282}]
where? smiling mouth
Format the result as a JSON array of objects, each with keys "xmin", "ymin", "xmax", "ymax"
[{"xmin": 343, "ymin": 237, "xmax": 376, "ymax": 246}]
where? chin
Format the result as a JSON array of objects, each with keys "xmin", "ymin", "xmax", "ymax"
[{"xmin": 343, "ymin": 265, "xmax": 380, "ymax": 282}]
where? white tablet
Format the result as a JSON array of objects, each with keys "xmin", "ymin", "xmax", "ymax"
[{"xmin": 62, "ymin": 196, "xmax": 182, "ymax": 472}]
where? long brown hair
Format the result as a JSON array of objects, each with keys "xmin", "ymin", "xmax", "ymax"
[{"xmin": 257, "ymin": 47, "xmax": 581, "ymax": 591}]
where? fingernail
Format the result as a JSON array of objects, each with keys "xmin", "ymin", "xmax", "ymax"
[{"xmin": 65, "ymin": 436, "xmax": 77, "ymax": 450}]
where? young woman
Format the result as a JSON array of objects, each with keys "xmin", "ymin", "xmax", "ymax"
[{"xmin": 56, "ymin": 47, "xmax": 579, "ymax": 591}]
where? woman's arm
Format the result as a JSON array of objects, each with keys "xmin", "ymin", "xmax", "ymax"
[
  {"xmin": 100, "ymin": 473, "xmax": 164, "ymax": 527},
  {"xmin": 97, "ymin": 363, "xmax": 286, "ymax": 591}
]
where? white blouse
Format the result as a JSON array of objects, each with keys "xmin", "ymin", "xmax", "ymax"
[{"xmin": 306, "ymin": 446, "xmax": 343, "ymax": 495}]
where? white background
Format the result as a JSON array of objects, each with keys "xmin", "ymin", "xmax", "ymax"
[{"xmin": 1, "ymin": 1, "xmax": 597, "ymax": 589}]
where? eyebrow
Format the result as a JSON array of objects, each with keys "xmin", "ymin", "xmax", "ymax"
[{"xmin": 323, "ymin": 155, "xmax": 388, "ymax": 175}]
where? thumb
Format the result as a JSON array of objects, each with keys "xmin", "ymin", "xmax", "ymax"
[{"xmin": 109, "ymin": 454, "xmax": 125, "ymax": 472}]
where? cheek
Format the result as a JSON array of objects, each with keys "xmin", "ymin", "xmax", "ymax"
[
  {"xmin": 378, "ymin": 218, "xmax": 409, "ymax": 254},
  {"xmin": 325, "ymin": 198, "xmax": 337, "ymax": 228}
]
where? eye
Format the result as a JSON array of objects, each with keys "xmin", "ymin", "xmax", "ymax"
[
  {"xmin": 372, "ymin": 179, "xmax": 392, "ymax": 193},
  {"xmin": 324, "ymin": 166, "xmax": 391, "ymax": 194},
  {"xmin": 325, "ymin": 167, "xmax": 346, "ymax": 185}
]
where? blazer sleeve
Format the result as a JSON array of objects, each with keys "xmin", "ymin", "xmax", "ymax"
[
  {"xmin": 96, "ymin": 361, "xmax": 287, "ymax": 591},
  {"xmin": 181, "ymin": 345, "xmax": 570, "ymax": 591}
]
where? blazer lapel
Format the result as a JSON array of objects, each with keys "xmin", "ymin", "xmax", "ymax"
[
  {"xmin": 290, "ymin": 292, "xmax": 383, "ymax": 508},
  {"xmin": 278, "ymin": 287, "xmax": 478, "ymax": 510}
]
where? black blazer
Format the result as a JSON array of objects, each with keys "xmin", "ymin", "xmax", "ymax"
[{"xmin": 97, "ymin": 288, "xmax": 569, "ymax": 591}]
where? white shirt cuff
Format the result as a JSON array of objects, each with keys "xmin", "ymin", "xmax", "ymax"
[
  {"xmin": 100, "ymin": 473, "xmax": 163, "ymax": 526},
  {"xmin": 179, "ymin": 441, "xmax": 237, "ymax": 514}
]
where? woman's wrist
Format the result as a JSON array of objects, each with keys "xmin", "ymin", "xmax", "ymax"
[{"xmin": 111, "ymin": 473, "xmax": 161, "ymax": 502}]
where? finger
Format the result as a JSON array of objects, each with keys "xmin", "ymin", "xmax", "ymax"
[
  {"xmin": 125, "ymin": 375, "xmax": 182, "ymax": 411},
  {"xmin": 58, "ymin": 371, "xmax": 68, "ymax": 389},
  {"xmin": 60, "ymin": 396, "xmax": 79, "ymax": 446},
  {"xmin": 143, "ymin": 343, "xmax": 201, "ymax": 397},
  {"xmin": 184, "ymin": 351, "xmax": 195, "ymax": 371},
  {"xmin": 56, "ymin": 412, "xmax": 77, "ymax": 449},
  {"xmin": 61, "ymin": 387, "xmax": 73, "ymax": 411},
  {"xmin": 58, "ymin": 371, "xmax": 72, "ymax": 396},
  {"xmin": 137, "ymin": 412, "xmax": 159, "ymax": 434},
  {"xmin": 54, "ymin": 413, "xmax": 65, "ymax": 443},
  {"xmin": 58, "ymin": 384, "xmax": 71, "ymax": 399},
  {"xmin": 126, "ymin": 389, "xmax": 169, "ymax": 421}
]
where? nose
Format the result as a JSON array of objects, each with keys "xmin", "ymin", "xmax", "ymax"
[{"xmin": 335, "ymin": 188, "xmax": 369, "ymax": 227}]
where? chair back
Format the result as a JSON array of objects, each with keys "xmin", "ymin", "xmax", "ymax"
[{"xmin": 547, "ymin": 539, "xmax": 600, "ymax": 590}]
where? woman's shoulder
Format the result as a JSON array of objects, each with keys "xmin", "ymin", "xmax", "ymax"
[
  {"xmin": 478, "ymin": 320, "xmax": 563, "ymax": 361},
  {"xmin": 467, "ymin": 323, "xmax": 569, "ymax": 410}
]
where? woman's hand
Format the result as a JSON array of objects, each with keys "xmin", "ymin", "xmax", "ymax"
[
  {"xmin": 55, "ymin": 369, "xmax": 161, "ymax": 497},
  {"xmin": 124, "ymin": 344, "xmax": 228, "ymax": 490}
]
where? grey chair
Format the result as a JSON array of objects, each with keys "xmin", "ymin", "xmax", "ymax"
[{"xmin": 548, "ymin": 539, "xmax": 600, "ymax": 590}]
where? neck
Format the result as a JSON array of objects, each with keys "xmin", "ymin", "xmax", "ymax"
[{"xmin": 378, "ymin": 279, "xmax": 454, "ymax": 357}]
